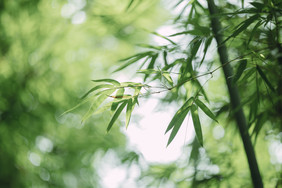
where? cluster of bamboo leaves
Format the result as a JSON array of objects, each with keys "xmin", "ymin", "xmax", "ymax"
[{"xmin": 70, "ymin": 0, "xmax": 281, "ymax": 148}]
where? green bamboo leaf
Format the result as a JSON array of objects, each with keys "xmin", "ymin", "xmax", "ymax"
[
  {"xmin": 233, "ymin": 59, "xmax": 247, "ymax": 84},
  {"xmin": 223, "ymin": 14, "xmax": 260, "ymax": 44},
  {"xmin": 107, "ymin": 101, "xmax": 128, "ymax": 132},
  {"xmin": 144, "ymin": 54, "xmax": 159, "ymax": 81},
  {"xmin": 111, "ymin": 88, "xmax": 125, "ymax": 111},
  {"xmin": 136, "ymin": 44, "xmax": 163, "ymax": 50},
  {"xmin": 92, "ymin": 79, "xmax": 120, "ymax": 86},
  {"xmin": 82, "ymin": 89, "xmax": 116, "ymax": 121},
  {"xmin": 247, "ymin": 20, "xmax": 262, "ymax": 45},
  {"xmin": 119, "ymin": 51, "xmax": 154, "ymax": 62},
  {"xmin": 190, "ymin": 37, "xmax": 202, "ymax": 59},
  {"xmin": 150, "ymin": 31, "xmax": 177, "ymax": 45},
  {"xmin": 191, "ymin": 104, "xmax": 203, "ymax": 146},
  {"xmin": 60, "ymin": 95, "xmax": 94, "ymax": 116},
  {"xmin": 256, "ymin": 65, "xmax": 275, "ymax": 91},
  {"xmin": 195, "ymin": 99, "xmax": 218, "ymax": 123},
  {"xmin": 162, "ymin": 72, "xmax": 173, "ymax": 86},
  {"xmin": 80, "ymin": 84, "xmax": 114, "ymax": 99},
  {"xmin": 163, "ymin": 51, "xmax": 168, "ymax": 66},
  {"xmin": 167, "ymin": 107, "xmax": 189, "ymax": 147},
  {"xmin": 126, "ymin": 98, "xmax": 133, "ymax": 129},
  {"xmin": 238, "ymin": 67, "xmax": 256, "ymax": 84},
  {"xmin": 200, "ymin": 36, "xmax": 213, "ymax": 66},
  {"xmin": 165, "ymin": 97, "xmax": 193, "ymax": 133}
]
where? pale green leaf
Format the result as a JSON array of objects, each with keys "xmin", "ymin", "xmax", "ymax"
[
  {"xmin": 126, "ymin": 98, "xmax": 133, "ymax": 129},
  {"xmin": 92, "ymin": 79, "xmax": 120, "ymax": 86}
]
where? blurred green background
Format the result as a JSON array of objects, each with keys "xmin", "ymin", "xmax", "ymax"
[{"xmin": 0, "ymin": 0, "xmax": 166, "ymax": 187}]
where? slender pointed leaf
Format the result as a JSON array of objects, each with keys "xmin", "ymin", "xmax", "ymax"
[
  {"xmin": 167, "ymin": 108, "xmax": 189, "ymax": 147},
  {"xmin": 165, "ymin": 97, "xmax": 193, "ymax": 133},
  {"xmin": 233, "ymin": 59, "xmax": 247, "ymax": 84},
  {"xmin": 107, "ymin": 101, "xmax": 128, "ymax": 132},
  {"xmin": 92, "ymin": 79, "xmax": 120, "ymax": 86},
  {"xmin": 222, "ymin": 14, "xmax": 260, "ymax": 44},
  {"xmin": 126, "ymin": 98, "xmax": 133, "ymax": 129},
  {"xmin": 195, "ymin": 99, "xmax": 218, "ymax": 123},
  {"xmin": 257, "ymin": 65, "xmax": 275, "ymax": 91},
  {"xmin": 81, "ymin": 84, "xmax": 114, "ymax": 99},
  {"xmin": 162, "ymin": 72, "xmax": 173, "ymax": 86},
  {"xmin": 191, "ymin": 104, "xmax": 203, "ymax": 146}
]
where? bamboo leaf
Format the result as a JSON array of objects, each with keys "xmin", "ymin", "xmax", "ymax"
[
  {"xmin": 80, "ymin": 84, "xmax": 114, "ymax": 99},
  {"xmin": 222, "ymin": 14, "xmax": 260, "ymax": 44},
  {"xmin": 191, "ymin": 104, "xmax": 203, "ymax": 146},
  {"xmin": 257, "ymin": 65, "xmax": 275, "ymax": 91},
  {"xmin": 92, "ymin": 79, "xmax": 120, "ymax": 86},
  {"xmin": 150, "ymin": 31, "xmax": 177, "ymax": 45},
  {"xmin": 162, "ymin": 72, "xmax": 173, "ymax": 86},
  {"xmin": 107, "ymin": 101, "xmax": 128, "ymax": 132},
  {"xmin": 195, "ymin": 99, "xmax": 218, "ymax": 123},
  {"xmin": 111, "ymin": 88, "xmax": 125, "ymax": 111},
  {"xmin": 126, "ymin": 98, "xmax": 133, "ymax": 129},
  {"xmin": 233, "ymin": 59, "xmax": 247, "ymax": 84},
  {"xmin": 167, "ymin": 108, "xmax": 189, "ymax": 147},
  {"xmin": 163, "ymin": 51, "xmax": 168, "ymax": 66},
  {"xmin": 200, "ymin": 36, "xmax": 213, "ymax": 66},
  {"xmin": 144, "ymin": 54, "xmax": 159, "ymax": 81},
  {"xmin": 165, "ymin": 97, "xmax": 193, "ymax": 133}
]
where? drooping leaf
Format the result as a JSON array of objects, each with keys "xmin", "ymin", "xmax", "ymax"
[
  {"xmin": 150, "ymin": 31, "xmax": 177, "ymax": 45},
  {"xmin": 163, "ymin": 51, "xmax": 168, "ymax": 66},
  {"xmin": 92, "ymin": 79, "xmax": 120, "ymax": 86},
  {"xmin": 257, "ymin": 65, "xmax": 275, "ymax": 91},
  {"xmin": 126, "ymin": 98, "xmax": 133, "ymax": 129},
  {"xmin": 190, "ymin": 36, "xmax": 202, "ymax": 59},
  {"xmin": 80, "ymin": 84, "xmax": 114, "ymax": 99},
  {"xmin": 126, "ymin": 0, "xmax": 134, "ymax": 11},
  {"xmin": 195, "ymin": 99, "xmax": 218, "ymax": 123},
  {"xmin": 247, "ymin": 20, "xmax": 262, "ymax": 45},
  {"xmin": 200, "ymin": 36, "xmax": 213, "ymax": 65},
  {"xmin": 165, "ymin": 97, "xmax": 193, "ymax": 133},
  {"xmin": 167, "ymin": 107, "xmax": 190, "ymax": 147},
  {"xmin": 191, "ymin": 104, "xmax": 203, "ymax": 146},
  {"xmin": 238, "ymin": 67, "xmax": 256, "ymax": 84},
  {"xmin": 107, "ymin": 101, "xmax": 128, "ymax": 132},
  {"xmin": 136, "ymin": 44, "xmax": 163, "ymax": 50},
  {"xmin": 82, "ymin": 89, "xmax": 116, "ymax": 121},
  {"xmin": 137, "ymin": 69, "xmax": 159, "ymax": 74},
  {"xmin": 144, "ymin": 54, "xmax": 159, "ymax": 81},
  {"xmin": 232, "ymin": 59, "xmax": 247, "ymax": 84}
]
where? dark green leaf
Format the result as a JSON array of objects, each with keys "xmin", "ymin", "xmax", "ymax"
[
  {"xmin": 163, "ymin": 51, "xmax": 168, "ymax": 66},
  {"xmin": 222, "ymin": 14, "xmax": 260, "ymax": 44},
  {"xmin": 195, "ymin": 99, "xmax": 218, "ymax": 123},
  {"xmin": 257, "ymin": 65, "xmax": 275, "ymax": 91},
  {"xmin": 167, "ymin": 107, "xmax": 189, "ymax": 147},
  {"xmin": 107, "ymin": 101, "xmax": 128, "ymax": 132},
  {"xmin": 200, "ymin": 36, "xmax": 213, "ymax": 66},
  {"xmin": 233, "ymin": 59, "xmax": 247, "ymax": 84},
  {"xmin": 247, "ymin": 20, "xmax": 262, "ymax": 45},
  {"xmin": 191, "ymin": 104, "xmax": 203, "ymax": 146},
  {"xmin": 150, "ymin": 31, "xmax": 177, "ymax": 45}
]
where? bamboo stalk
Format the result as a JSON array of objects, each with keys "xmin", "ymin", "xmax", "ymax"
[{"xmin": 206, "ymin": 0, "xmax": 263, "ymax": 187}]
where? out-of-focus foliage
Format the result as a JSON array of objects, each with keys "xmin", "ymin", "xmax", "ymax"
[{"xmin": 0, "ymin": 0, "xmax": 166, "ymax": 187}]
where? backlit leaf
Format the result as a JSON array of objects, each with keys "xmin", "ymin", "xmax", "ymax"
[{"xmin": 92, "ymin": 79, "xmax": 120, "ymax": 86}]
